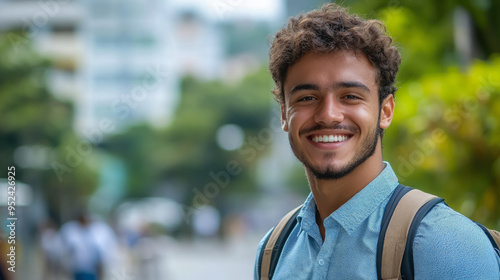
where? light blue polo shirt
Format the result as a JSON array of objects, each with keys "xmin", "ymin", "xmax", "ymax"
[{"xmin": 254, "ymin": 162, "xmax": 500, "ymax": 279}]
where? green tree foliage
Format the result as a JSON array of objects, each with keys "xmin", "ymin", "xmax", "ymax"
[
  {"xmin": 0, "ymin": 34, "xmax": 97, "ymax": 222},
  {"xmin": 98, "ymin": 124, "xmax": 161, "ymax": 198},
  {"xmin": 384, "ymin": 57, "xmax": 500, "ymax": 227},
  {"xmin": 341, "ymin": 1, "xmax": 499, "ymax": 83},
  {"xmin": 103, "ymin": 68, "xmax": 274, "ymax": 209},
  {"xmin": 344, "ymin": 0, "xmax": 500, "ymax": 57}
]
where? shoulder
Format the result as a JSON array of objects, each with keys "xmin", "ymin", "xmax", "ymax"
[
  {"xmin": 254, "ymin": 228, "xmax": 273, "ymax": 280},
  {"xmin": 412, "ymin": 202, "xmax": 500, "ymax": 279},
  {"xmin": 255, "ymin": 228, "xmax": 273, "ymax": 257}
]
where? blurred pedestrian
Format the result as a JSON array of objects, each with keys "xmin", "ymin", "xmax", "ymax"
[
  {"xmin": 59, "ymin": 211, "xmax": 117, "ymax": 280},
  {"xmin": 39, "ymin": 219, "xmax": 65, "ymax": 280}
]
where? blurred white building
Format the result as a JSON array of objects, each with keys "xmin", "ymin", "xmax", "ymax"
[
  {"xmin": 79, "ymin": 0, "xmax": 179, "ymax": 131},
  {"xmin": 0, "ymin": 0, "xmax": 239, "ymax": 135},
  {"xmin": 0, "ymin": 0, "xmax": 284, "ymax": 135},
  {"xmin": 0, "ymin": 0, "xmax": 85, "ymax": 116}
]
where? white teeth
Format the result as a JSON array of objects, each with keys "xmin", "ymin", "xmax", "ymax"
[{"xmin": 312, "ymin": 135, "xmax": 349, "ymax": 143}]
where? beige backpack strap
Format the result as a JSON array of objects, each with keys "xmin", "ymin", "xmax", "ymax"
[
  {"xmin": 260, "ymin": 204, "xmax": 302, "ymax": 280},
  {"xmin": 475, "ymin": 222, "xmax": 500, "ymax": 252},
  {"xmin": 381, "ymin": 189, "xmax": 437, "ymax": 280},
  {"xmin": 488, "ymin": 229, "xmax": 500, "ymax": 249}
]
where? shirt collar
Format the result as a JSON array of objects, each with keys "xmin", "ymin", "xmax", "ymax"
[
  {"xmin": 297, "ymin": 162, "xmax": 399, "ymax": 235},
  {"xmin": 297, "ymin": 192, "xmax": 316, "ymax": 232}
]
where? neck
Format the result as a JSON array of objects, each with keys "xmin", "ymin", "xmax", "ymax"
[{"xmin": 308, "ymin": 145, "xmax": 385, "ymax": 240}]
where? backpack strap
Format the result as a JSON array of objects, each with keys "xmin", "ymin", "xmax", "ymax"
[
  {"xmin": 259, "ymin": 204, "xmax": 302, "ymax": 280},
  {"xmin": 377, "ymin": 184, "xmax": 442, "ymax": 280},
  {"xmin": 474, "ymin": 222, "xmax": 500, "ymax": 252},
  {"xmin": 400, "ymin": 194, "xmax": 444, "ymax": 279},
  {"xmin": 377, "ymin": 184, "xmax": 412, "ymax": 279}
]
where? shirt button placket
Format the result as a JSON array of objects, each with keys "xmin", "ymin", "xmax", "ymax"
[{"xmin": 316, "ymin": 257, "xmax": 328, "ymax": 280}]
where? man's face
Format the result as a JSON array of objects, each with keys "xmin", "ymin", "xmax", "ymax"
[{"xmin": 281, "ymin": 50, "xmax": 393, "ymax": 180}]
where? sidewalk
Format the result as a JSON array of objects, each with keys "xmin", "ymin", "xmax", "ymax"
[
  {"xmin": 164, "ymin": 236, "xmax": 259, "ymax": 280},
  {"xmin": 20, "ymin": 234, "xmax": 262, "ymax": 280},
  {"xmin": 108, "ymin": 234, "xmax": 262, "ymax": 280}
]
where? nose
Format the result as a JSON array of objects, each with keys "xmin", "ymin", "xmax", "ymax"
[{"xmin": 313, "ymin": 95, "xmax": 344, "ymax": 126}]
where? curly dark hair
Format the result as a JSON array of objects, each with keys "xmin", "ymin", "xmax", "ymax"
[{"xmin": 269, "ymin": 4, "xmax": 401, "ymax": 106}]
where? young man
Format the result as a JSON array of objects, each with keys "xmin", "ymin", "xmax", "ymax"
[{"xmin": 254, "ymin": 4, "xmax": 500, "ymax": 279}]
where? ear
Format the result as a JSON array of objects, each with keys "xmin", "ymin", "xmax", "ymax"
[
  {"xmin": 281, "ymin": 104, "xmax": 289, "ymax": 132},
  {"xmin": 379, "ymin": 94, "xmax": 395, "ymax": 130}
]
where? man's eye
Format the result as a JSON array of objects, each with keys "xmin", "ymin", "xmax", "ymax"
[
  {"xmin": 344, "ymin": 95, "xmax": 360, "ymax": 100},
  {"xmin": 299, "ymin": 96, "xmax": 315, "ymax": 101}
]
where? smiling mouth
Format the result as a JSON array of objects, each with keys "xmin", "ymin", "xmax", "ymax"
[{"xmin": 311, "ymin": 134, "xmax": 351, "ymax": 143}]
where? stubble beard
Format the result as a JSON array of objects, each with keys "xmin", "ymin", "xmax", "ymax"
[{"xmin": 289, "ymin": 120, "xmax": 381, "ymax": 180}]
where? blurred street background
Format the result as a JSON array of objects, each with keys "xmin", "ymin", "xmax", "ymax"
[{"xmin": 0, "ymin": 0, "xmax": 499, "ymax": 279}]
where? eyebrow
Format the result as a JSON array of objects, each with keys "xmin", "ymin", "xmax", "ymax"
[
  {"xmin": 333, "ymin": 81, "xmax": 371, "ymax": 92},
  {"xmin": 289, "ymin": 83, "xmax": 319, "ymax": 95},
  {"xmin": 288, "ymin": 81, "xmax": 371, "ymax": 96}
]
